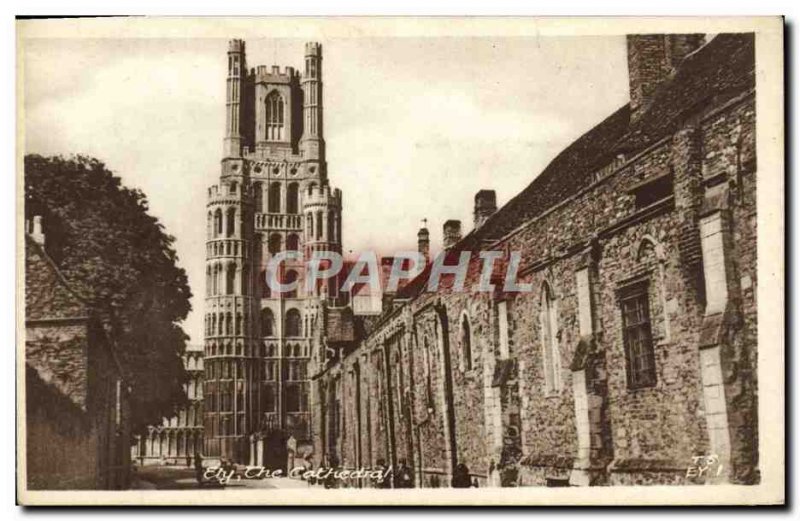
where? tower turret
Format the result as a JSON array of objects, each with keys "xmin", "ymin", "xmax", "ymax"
[
  {"xmin": 224, "ymin": 39, "xmax": 247, "ymax": 158},
  {"xmin": 301, "ymin": 42, "xmax": 324, "ymax": 160}
]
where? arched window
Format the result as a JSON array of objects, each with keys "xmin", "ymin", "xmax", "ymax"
[
  {"xmin": 286, "ymin": 233, "xmax": 300, "ymax": 252},
  {"xmin": 316, "ymin": 210, "xmax": 323, "ymax": 239},
  {"xmin": 268, "ymin": 233, "xmax": 282, "ymax": 255},
  {"xmin": 286, "ymin": 308, "xmax": 302, "ymax": 337},
  {"xmin": 307, "ymin": 182, "xmax": 317, "ymax": 196},
  {"xmin": 268, "ymin": 182, "xmax": 281, "ymax": 213},
  {"xmin": 460, "ymin": 314, "xmax": 473, "ymax": 371},
  {"xmin": 226, "ymin": 208, "xmax": 236, "ymax": 238},
  {"xmin": 266, "ymin": 91, "xmax": 285, "ymax": 141},
  {"xmin": 261, "ymin": 308, "xmax": 274, "ymax": 337},
  {"xmin": 207, "ymin": 212, "xmax": 213, "ymax": 239},
  {"xmin": 226, "ymin": 264, "xmax": 236, "ymax": 295},
  {"xmin": 229, "ymin": 181, "xmax": 238, "ymax": 194},
  {"xmin": 287, "ymin": 183, "xmax": 299, "ymax": 214},
  {"xmin": 306, "ymin": 213, "xmax": 314, "ymax": 238},
  {"xmin": 540, "ymin": 282, "xmax": 561, "ymax": 394},
  {"xmin": 214, "ymin": 209, "xmax": 223, "ymax": 237}
]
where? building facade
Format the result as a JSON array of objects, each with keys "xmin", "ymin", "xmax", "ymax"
[
  {"xmin": 25, "ymin": 218, "xmax": 132, "ymax": 490},
  {"xmin": 204, "ymin": 40, "xmax": 343, "ymax": 464},
  {"xmin": 131, "ymin": 345, "xmax": 204, "ymax": 466},
  {"xmin": 313, "ymin": 33, "xmax": 758, "ymax": 487}
]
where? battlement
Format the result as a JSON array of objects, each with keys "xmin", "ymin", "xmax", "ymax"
[
  {"xmin": 305, "ymin": 42, "xmax": 322, "ymax": 57},
  {"xmin": 305, "ymin": 184, "xmax": 342, "ymax": 207},
  {"xmin": 228, "ymin": 39, "xmax": 245, "ymax": 53},
  {"xmin": 253, "ymin": 64, "xmax": 299, "ymax": 84},
  {"xmin": 207, "ymin": 183, "xmax": 251, "ymax": 204}
]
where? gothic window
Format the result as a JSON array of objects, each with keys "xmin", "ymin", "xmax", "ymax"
[
  {"xmin": 207, "ymin": 212, "xmax": 213, "ymax": 239},
  {"xmin": 226, "ymin": 208, "xmax": 236, "ymax": 237},
  {"xmin": 306, "ymin": 213, "xmax": 313, "ymax": 237},
  {"xmin": 316, "ymin": 211, "xmax": 323, "ymax": 239},
  {"xmin": 225, "ymin": 313, "xmax": 233, "ymax": 336},
  {"xmin": 266, "ymin": 91, "xmax": 285, "ymax": 141},
  {"xmin": 327, "ymin": 210, "xmax": 335, "ymax": 241},
  {"xmin": 235, "ymin": 313, "xmax": 242, "ymax": 336},
  {"xmin": 620, "ymin": 281, "xmax": 657, "ymax": 389},
  {"xmin": 286, "ymin": 233, "xmax": 300, "ymax": 252},
  {"xmin": 287, "ymin": 183, "xmax": 299, "ymax": 214},
  {"xmin": 261, "ymin": 308, "xmax": 274, "ymax": 337},
  {"xmin": 229, "ymin": 181, "xmax": 238, "ymax": 194},
  {"xmin": 460, "ymin": 313, "xmax": 473, "ymax": 371},
  {"xmin": 268, "ymin": 182, "xmax": 281, "ymax": 213},
  {"xmin": 540, "ymin": 282, "xmax": 562, "ymax": 394},
  {"xmin": 286, "ymin": 308, "xmax": 302, "ymax": 337}
]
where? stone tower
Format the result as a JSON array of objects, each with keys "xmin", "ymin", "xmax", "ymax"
[{"xmin": 205, "ymin": 39, "xmax": 343, "ymax": 464}]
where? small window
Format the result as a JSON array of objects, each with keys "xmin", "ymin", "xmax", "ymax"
[
  {"xmin": 630, "ymin": 173, "xmax": 674, "ymax": 209},
  {"xmin": 620, "ymin": 282, "xmax": 657, "ymax": 389}
]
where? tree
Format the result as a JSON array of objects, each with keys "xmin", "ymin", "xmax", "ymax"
[{"xmin": 24, "ymin": 154, "xmax": 192, "ymax": 433}]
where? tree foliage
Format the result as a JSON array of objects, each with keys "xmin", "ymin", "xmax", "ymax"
[{"xmin": 24, "ymin": 154, "xmax": 192, "ymax": 433}]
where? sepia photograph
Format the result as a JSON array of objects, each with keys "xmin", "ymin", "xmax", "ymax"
[{"xmin": 15, "ymin": 16, "xmax": 784, "ymax": 506}]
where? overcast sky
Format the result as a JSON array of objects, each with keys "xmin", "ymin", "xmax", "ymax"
[{"xmin": 23, "ymin": 36, "xmax": 630, "ymax": 344}]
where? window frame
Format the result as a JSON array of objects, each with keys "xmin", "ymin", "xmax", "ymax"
[{"xmin": 619, "ymin": 280, "xmax": 658, "ymax": 390}]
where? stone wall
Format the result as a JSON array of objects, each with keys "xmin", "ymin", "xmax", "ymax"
[{"xmin": 314, "ymin": 90, "xmax": 757, "ymax": 487}]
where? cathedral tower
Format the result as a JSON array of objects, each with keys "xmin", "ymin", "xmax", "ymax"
[{"xmin": 205, "ymin": 40, "xmax": 343, "ymax": 464}]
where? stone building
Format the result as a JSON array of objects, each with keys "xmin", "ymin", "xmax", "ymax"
[
  {"xmin": 203, "ymin": 40, "xmax": 343, "ymax": 464},
  {"xmin": 24, "ymin": 217, "xmax": 132, "ymax": 490},
  {"xmin": 131, "ymin": 345, "xmax": 204, "ymax": 466},
  {"xmin": 312, "ymin": 33, "xmax": 758, "ymax": 487}
]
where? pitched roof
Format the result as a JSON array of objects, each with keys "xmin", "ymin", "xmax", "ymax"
[{"xmin": 395, "ymin": 33, "xmax": 756, "ymax": 302}]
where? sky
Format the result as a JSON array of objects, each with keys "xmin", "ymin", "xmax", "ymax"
[{"xmin": 23, "ymin": 35, "xmax": 630, "ymax": 344}]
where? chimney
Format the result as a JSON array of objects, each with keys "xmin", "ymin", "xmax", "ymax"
[
  {"xmin": 443, "ymin": 220, "xmax": 462, "ymax": 250},
  {"xmin": 417, "ymin": 226, "xmax": 430, "ymax": 264},
  {"xmin": 28, "ymin": 215, "xmax": 45, "ymax": 246},
  {"xmin": 473, "ymin": 189, "xmax": 497, "ymax": 230},
  {"xmin": 627, "ymin": 34, "xmax": 705, "ymax": 122}
]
